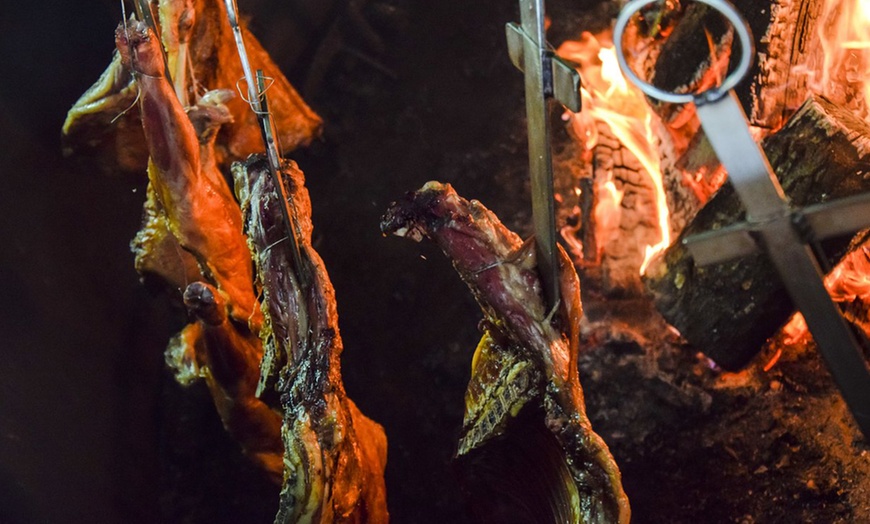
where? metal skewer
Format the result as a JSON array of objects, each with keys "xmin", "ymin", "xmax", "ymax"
[
  {"xmin": 133, "ymin": 0, "xmax": 175, "ymax": 88},
  {"xmin": 614, "ymin": 0, "xmax": 870, "ymax": 438},
  {"xmin": 224, "ymin": 0, "xmax": 309, "ymax": 288},
  {"xmin": 506, "ymin": 0, "xmax": 582, "ymax": 310}
]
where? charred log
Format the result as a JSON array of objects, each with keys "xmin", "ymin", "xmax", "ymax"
[
  {"xmin": 751, "ymin": 0, "xmax": 825, "ymax": 131},
  {"xmin": 595, "ymin": 123, "xmax": 662, "ymax": 294},
  {"xmin": 643, "ymin": 95, "xmax": 870, "ymax": 370}
]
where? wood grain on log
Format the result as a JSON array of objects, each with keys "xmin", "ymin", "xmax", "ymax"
[
  {"xmin": 643, "ymin": 95, "xmax": 870, "ymax": 370},
  {"xmin": 751, "ymin": 0, "xmax": 824, "ymax": 131},
  {"xmin": 633, "ymin": 0, "xmax": 788, "ymax": 231}
]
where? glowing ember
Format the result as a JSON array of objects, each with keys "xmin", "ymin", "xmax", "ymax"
[
  {"xmin": 558, "ymin": 32, "xmax": 670, "ymax": 275},
  {"xmin": 781, "ymin": 0, "xmax": 870, "ymax": 344},
  {"xmin": 783, "ymin": 246, "xmax": 870, "ymax": 343},
  {"xmin": 762, "ymin": 348, "xmax": 783, "ymax": 373}
]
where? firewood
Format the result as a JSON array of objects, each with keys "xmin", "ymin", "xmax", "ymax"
[
  {"xmin": 643, "ymin": 95, "xmax": 870, "ymax": 370},
  {"xmin": 631, "ymin": 0, "xmax": 800, "ymax": 230},
  {"xmin": 750, "ymin": 0, "xmax": 826, "ymax": 131}
]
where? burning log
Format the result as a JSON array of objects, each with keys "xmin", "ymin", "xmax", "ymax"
[
  {"xmin": 643, "ymin": 94, "xmax": 870, "ymax": 370},
  {"xmin": 557, "ymin": 32, "xmax": 673, "ymax": 295},
  {"xmin": 751, "ymin": 0, "xmax": 826, "ymax": 131},
  {"xmin": 751, "ymin": 0, "xmax": 870, "ymax": 135}
]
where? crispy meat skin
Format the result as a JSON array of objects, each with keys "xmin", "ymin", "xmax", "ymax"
[
  {"xmin": 116, "ymin": 21, "xmax": 284, "ymax": 479},
  {"xmin": 382, "ymin": 181, "xmax": 630, "ymax": 524},
  {"xmin": 116, "ymin": 21, "xmax": 257, "ymax": 324},
  {"xmin": 132, "ymin": 89, "xmax": 236, "ymax": 295},
  {"xmin": 63, "ymin": 0, "xmax": 321, "ymax": 176},
  {"xmin": 234, "ymin": 156, "xmax": 388, "ymax": 524}
]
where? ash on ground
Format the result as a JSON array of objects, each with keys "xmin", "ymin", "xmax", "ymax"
[{"xmin": 578, "ymin": 291, "xmax": 870, "ymax": 523}]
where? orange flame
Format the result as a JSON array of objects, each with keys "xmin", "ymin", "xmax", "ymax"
[
  {"xmin": 783, "ymin": 247, "xmax": 870, "ymax": 343},
  {"xmin": 594, "ymin": 179, "xmax": 625, "ymax": 258},
  {"xmin": 781, "ymin": 0, "xmax": 870, "ymax": 346},
  {"xmin": 811, "ymin": 0, "xmax": 870, "ymax": 119},
  {"xmin": 558, "ymin": 33, "xmax": 670, "ymax": 274}
]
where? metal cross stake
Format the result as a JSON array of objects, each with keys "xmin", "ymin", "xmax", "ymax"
[
  {"xmin": 506, "ymin": 0, "xmax": 581, "ymax": 309},
  {"xmin": 616, "ymin": 0, "xmax": 870, "ymax": 438}
]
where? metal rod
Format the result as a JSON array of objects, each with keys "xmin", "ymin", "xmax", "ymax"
[
  {"xmin": 518, "ymin": 0, "xmax": 560, "ymax": 309},
  {"xmin": 224, "ymin": 0, "xmax": 308, "ymax": 288}
]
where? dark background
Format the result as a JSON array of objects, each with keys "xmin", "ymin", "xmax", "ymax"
[
  {"xmin": 0, "ymin": 0, "xmax": 598, "ymax": 522},
  {"xmin": 6, "ymin": 2, "xmax": 863, "ymax": 524}
]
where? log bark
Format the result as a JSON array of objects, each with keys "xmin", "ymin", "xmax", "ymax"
[
  {"xmin": 643, "ymin": 95, "xmax": 870, "ymax": 370},
  {"xmin": 750, "ymin": 0, "xmax": 825, "ymax": 131}
]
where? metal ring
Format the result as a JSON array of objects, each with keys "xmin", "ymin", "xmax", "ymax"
[{"xmin": 613, "ymin": 0, "xmax": 754, "ymax": 104}]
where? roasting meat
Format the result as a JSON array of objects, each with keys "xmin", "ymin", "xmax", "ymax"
[
  {"xmin": 115, "ymin": 21, "xmax": 258, "ymax": 324},
  {"xmin": 102, "ymin": 16, "xmax": 388, "ymax": 521},
  {"xmin": 234, "ymin": 156, "xmax": 388, "ymax": 523},
  {"xmin": 113, "ymin": 20, "xmax": 285, "ymax": 480},
  {"xmin": 63, "ymin": 0, "xmax": 322, "ymax": 176},
  {"xmin": 382, "ymin": 182, "xmax": 629, "ymax": 524}
]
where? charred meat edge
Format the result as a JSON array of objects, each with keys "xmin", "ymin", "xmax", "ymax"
[
  {"xmin": 235, "ymin": 156, "xmax": 388, "ymax": 524},
  {"xmin": 382, "ymin": 181, "xmax": 630, "ymax": 524}
]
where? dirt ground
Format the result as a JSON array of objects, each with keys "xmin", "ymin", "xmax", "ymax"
[{"xmin": 579, "ymin": 295, "xmax": 870, "ymax": 523}]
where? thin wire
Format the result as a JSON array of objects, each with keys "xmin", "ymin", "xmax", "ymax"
[
  {"xmin": 234, "ymin": 75, "xmax": 277, "ymax": 114},
  {"xmin": 120, "ymin": 0, "xmax": 129, "ymax": 32},
  {"xmin": 187, "ymin": 50, "xmax": 206, "ymax": 102},
  {"xmin": 111, "ymin": 0, "xmax": 138, "ymax": 124},
  {"xmin": 264, "ymin": 235, "xmax": 290, "ymax": 254},
  {"xmin": 110, "ymin": 86, "xmax": 142, "ymax": 123}
]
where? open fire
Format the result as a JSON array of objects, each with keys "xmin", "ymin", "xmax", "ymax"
[
  {"xmin": 50, "ymin": 0, "xmax": 870, "ymax": 522},
  {"xmin": 548, "ymin": 2, "xmax": 870, "ymax": 518},
  {"xmin": 554, "ymin": 0, "xmax": 870, "ymax": 358},
  {"xmin": 811, "ymin": 0, "xmax": 870, "ymax": 120},
  {"xmin": 558, "ymin": 32, "xmax": 671, "ymax": 281}
]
